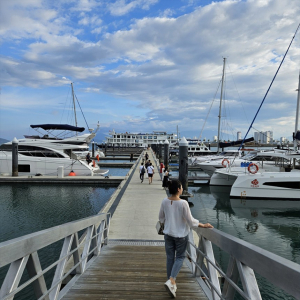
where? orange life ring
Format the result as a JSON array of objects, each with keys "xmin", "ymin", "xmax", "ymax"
[
  {"xmin": 248, "ymin": 163, "xmax": 259, "ymax": 174},
  {"xmin": 92, "ymin": 160, "xmax": 96, "ymax": 167},
  {"xmin": 222, "ymin": 158, "xmax": 230, "ymax": 167}
]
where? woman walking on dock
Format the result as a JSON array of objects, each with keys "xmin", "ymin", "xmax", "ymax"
[
  {"xmin": 158, "ymin": 179, "xmax": 213, "ymax": 298},
  {"xmin": 147, "ymin": 162, "xmax": 154, "ymax": 184}
]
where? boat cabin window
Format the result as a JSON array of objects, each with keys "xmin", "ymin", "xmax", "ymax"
[{"xmin": 18, "ymin": 165, "xmax": 30, "ymax": 172}]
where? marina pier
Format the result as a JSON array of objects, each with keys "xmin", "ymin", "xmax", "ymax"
[{"xmin": 0, "ymin": 150, "xmax": 300, "ymax": 300}]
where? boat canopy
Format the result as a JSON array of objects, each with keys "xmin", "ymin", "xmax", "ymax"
[
  {"xmin": 219, "ymin": 137, "xmax": 254, "ymax": 148},
  {"xmin": 30, "ymin": 124, "xmax": 85, "ymax": 132}
]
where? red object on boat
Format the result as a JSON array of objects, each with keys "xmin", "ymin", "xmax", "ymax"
[{"xmin": 69, "ymin": 171, "xmax": 76, "ymax": 176}]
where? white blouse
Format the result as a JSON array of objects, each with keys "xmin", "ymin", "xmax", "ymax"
[{"xmin": 158, "ymin": 198, "xmax": 199, "ymax": 238}]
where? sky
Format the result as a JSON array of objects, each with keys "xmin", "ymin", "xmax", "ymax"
[{"xmin": 1, "ymin": 0, "xmax": 300, "ymax": 143}]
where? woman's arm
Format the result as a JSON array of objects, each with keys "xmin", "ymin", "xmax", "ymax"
[{"xmin": 158, "ymin": 202, "xmax": 165, "ymax": 223}]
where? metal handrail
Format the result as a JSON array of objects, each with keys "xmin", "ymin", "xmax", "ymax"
[
  {"xmin": 187, "ymin": 241, "xmax": 250, "ymax": 300},
  {"xmin": 186, "ymin": 227, "xmax": 300, "ymax": 300},
  {"xmin": 0, "ymin": 213, "xmax": 110, "ymax": 300}
]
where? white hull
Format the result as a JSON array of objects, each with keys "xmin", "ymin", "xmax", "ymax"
[
  {"xmin": 210, "ymin": 169, "xmax": 240, "ymax": 186},
  {"xmin": 0, "ymin": 152, "xmax": 93, "ymax": 176},
  {"xmin": 210, "ymin": 164, "xmax": 281, "ymax": 186},
  {"xmin": 230, "ymin": 171, "xmax": 300, "ymax": 200}
]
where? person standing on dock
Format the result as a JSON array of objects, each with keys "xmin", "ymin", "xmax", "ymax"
[
  {"xmin": 139, "ymin": 163, "xmax": 145, "ymax": 183},
  {"xmin": 159, "ymin": 179, "xmax": 213, "ymax": 298},
  {"xmin": 162, "ymin": 168, "xmax": 169, "ymax": 189},
  {"xmin": 130, "ymin": 153, "xmax": 133, "ymax": 162},
  {"xmin": 145, "ymin": 152, "xmax": 149, "ymax": 161},
  {"xmin": 147, "ymin": 162, "xmax": 154, "ymax": 184}
]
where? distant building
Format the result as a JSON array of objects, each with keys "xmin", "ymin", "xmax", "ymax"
[
  {"xmin": 237, "ymin": 131, "xmax": 242, "ymax": 140},
  {"xmin": 254, "ymin": 131, "xmax": 273, "ymax": 144},
  {"xmin": 280, "ymin": 137, "xmax": 287, "ymax": 144},
  {"xmin": 105, "ymin": 129, "xmax": 177, "ymax": 147}
]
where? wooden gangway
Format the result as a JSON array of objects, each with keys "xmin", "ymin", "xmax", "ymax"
[
  {"xmin": 63, "ymin": 244, "xmax": 206, "ymax": 299},
  {"xmin": 62, "ymin": 150, "xmax": 208, "ymax": 299},
  {"xmin": 1, "ymin": 150, "xmax": 300, "ymax": 300}
]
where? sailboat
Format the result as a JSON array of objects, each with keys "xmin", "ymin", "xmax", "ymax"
[{"xmin": 230, "ymin": 74, "xmax": 300, "ymax": 200}]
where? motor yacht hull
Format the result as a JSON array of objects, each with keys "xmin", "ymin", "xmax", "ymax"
[
  {"xmin": 0, "ymin": 152, "xmax": 93, "ymax": 176},
  {"xmin": 230, "ymin": 171, "xmax": 300, "ymax": 200}
]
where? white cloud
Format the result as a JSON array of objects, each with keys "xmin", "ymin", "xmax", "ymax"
[
  {"xmin": 1, "ymin": 0, "xmax": 300, "ymax": 140},
  {"xmin": 107, "ymin": 0, "xmax": 158, "ymax": 16}
]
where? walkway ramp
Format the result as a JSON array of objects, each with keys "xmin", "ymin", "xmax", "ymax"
[
  {"xmin": 108, "ymin": 151, "xmax": 165, "ymax": 240},
  {"xmin": 62, "ymin": 244, "xmax": 206, "ymax": 300},
  {"xmin": 62, "ymin": 151, "xmax": 208, "ymax": 299}
]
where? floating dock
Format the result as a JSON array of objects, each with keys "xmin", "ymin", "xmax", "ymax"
[{"xmin": 62, "ymin": 150, "xmax": 209, "ymax": 299}]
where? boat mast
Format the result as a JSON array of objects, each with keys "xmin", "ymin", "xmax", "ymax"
[
  {"xmin": 217, "ymin": 57, "xmax": 226, "ymax": 153},
  {"xmin": 71, "ymin": 83, "xmax": 78, "ymax": 132},
  {"xmin": 294, "ymin": 72, "xmax": 300, "ymax": 151}
]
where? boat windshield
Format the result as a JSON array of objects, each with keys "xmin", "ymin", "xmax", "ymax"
[{"xmin": 241, "ymin": 152, "xmax": 257, "ymax": 160}]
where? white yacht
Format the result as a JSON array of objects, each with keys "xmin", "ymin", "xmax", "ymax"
[
  {"xmin": 192, "ymin": 149, "xmax": 249, "ymax": 175},
  {"xmin": 229, "ymin": 68, "xmax": 300, "ymax": 200},
  {"xmin": 25, "ymin": 123, "xmax": 105, "ymax": 158},
  {"xmin": 0, "ymin": 143, "xmax": 97, "ymax": 176},
  {"xmin": 209, "ymin": 150, "xmax": 292, "ymax": 186},
  {"xmin": 170, "ymin": 140, "xmax": 211, "ymax": 156},
  {"xmin": 0, "ymin": 124, "xmax": 109, "ymax": 176}
]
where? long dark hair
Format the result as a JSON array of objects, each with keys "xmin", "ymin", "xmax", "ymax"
[{"xmin": 168, "ymin": 179, "xmax": 182, "ymax": 195}]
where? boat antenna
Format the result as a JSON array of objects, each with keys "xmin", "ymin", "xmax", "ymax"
[
  {"xmin": 217, "ymin": 57, "xmax": 226, "ymax": 153},
  {"xmin": 238, "ymin": 22, "xmax": 300, "ymax": 150}
]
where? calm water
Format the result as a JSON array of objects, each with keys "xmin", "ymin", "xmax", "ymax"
[
  {"xmin": 189, "ymin": 184, "xmax": 300, "ymax": 300},
  {"xmin": 107, "ymin": 167, "xmax": 131, "ymax": 176},
  {"xmin": 1, "ymin": 166, "xmax": 299, "ymax": 299},
  {"xmin": 0, "ymin": 183, "xmax": 117, "ymax": 300}
]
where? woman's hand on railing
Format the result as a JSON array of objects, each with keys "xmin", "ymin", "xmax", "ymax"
[{"xmin": 198, "ymin": 223, "xmax": 214, "ymax": 228}]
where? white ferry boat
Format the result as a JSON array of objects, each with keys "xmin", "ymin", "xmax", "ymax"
[{"xmin": 103, "ymin": 130, "xmax": 178, "ymax": 147}]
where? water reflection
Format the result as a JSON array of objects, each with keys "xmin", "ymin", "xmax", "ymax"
[{"xmin": 189, "ymin": 184, "xmax": 300, "ymax": 300}]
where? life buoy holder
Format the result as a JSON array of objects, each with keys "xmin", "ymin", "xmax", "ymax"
[
  {"xmin": 248, "ymin": 163, "xmax": 259, "ymax": 174},
  {"xmin": 222, "ymin": 158, "xmax": 230, "ymax": 167},
  {"xmin": 93, "ymin": 160, "xmax": 96, "ymax": 167}
]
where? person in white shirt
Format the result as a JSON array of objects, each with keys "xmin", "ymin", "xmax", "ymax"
[
  {"xmin": 159, "ymin": 179, "xmax": 213, "ymax": 298},
  {"xmin": 147, "ymin": 163, "xmax": 154, "ymax": 184}
]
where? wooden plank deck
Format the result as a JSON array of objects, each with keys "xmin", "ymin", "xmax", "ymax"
[{"xmin": 62, "ymin": 244, "xmax": 208, "ymax": 300}]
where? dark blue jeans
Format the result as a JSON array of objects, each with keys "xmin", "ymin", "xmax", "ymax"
[{"xmin": 164, "ymin": 234, "xmax": 188, "ymax": 280}]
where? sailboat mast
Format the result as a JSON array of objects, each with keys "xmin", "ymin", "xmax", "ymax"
[
  {"xmin": 71, "ymin": 83, "xmax": 78, "ymax": 132},
  {"xmin": 294, "ymin": 73, "xmax": 300, "ymax": 151},
  {"xmin": 217, "ymin": 57, "xmax": 226, "ymax": 153}
]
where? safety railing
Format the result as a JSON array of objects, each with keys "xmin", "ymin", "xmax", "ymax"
[
  {"xmin": 0, "ymin": 213, "xmax": 110, "ymax": 300},
  {"xmin": 186, "ymin": 228, "xmax": 300, "ymax": 300}
]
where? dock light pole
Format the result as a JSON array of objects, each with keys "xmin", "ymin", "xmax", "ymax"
[
  {"xmin": 105, "ymin": 143, "xmax": 107, "ymax": 156},
  {"xmin": 12, "ymin": 137, "xmax": 18, "ymax": 177},
  {"xmin": 164, "ymin": 139, "xmax": 169, "ymax": 171},
  {"xmin": 179, "ymin": 137, "xmax": 192, "ymax": 203},
  {"xmin": 92, "ymin": 141, "xmax": 95, "ymax": 157}
]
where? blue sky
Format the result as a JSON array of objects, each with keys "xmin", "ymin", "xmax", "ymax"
[{"xmin": 1, "ymin": 0, "xmax": 300, "ymax": 143}]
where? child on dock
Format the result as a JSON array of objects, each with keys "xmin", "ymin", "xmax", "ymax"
[{"xmin": 158, "ymin": 179, "xmax": 213, "ymax": 298}]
